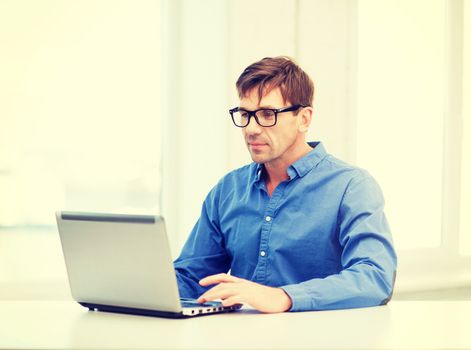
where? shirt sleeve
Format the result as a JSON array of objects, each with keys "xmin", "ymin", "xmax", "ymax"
[
  {"xmin": 173, "ymin": 183, "xmax": 231, "ymax": 299},
  {"xmin": 281, "ymin": 171, "xmax": 397, "ymax": 311}
]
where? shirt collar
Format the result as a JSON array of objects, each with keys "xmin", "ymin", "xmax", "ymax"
[
  {"xmin": 288, "ymin": 141, "xmax": 327, "ymax": 179},
  {"xmin": 253, "ymin": 141, "xmax": 327, "ymax": 184}
]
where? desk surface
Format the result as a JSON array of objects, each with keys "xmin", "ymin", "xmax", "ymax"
[{"xmin": 1, "ymin": 300, "xmax": 470, "ymax": 350}]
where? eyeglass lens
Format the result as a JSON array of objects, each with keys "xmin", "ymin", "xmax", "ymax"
[{"xmin": 233, "ymin": 109, "xmax": 276, "ymax": 127}]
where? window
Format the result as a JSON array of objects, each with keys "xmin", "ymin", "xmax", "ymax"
[
  {"xmin": 460, "ymin": 0, "xmax": 471, "ymax": 256},
  {"xmin": 0, "ymin": 1, "xmax": 161, "ymax": 227},
  {"xmin": 356, "ymin": 0, "xmax": 445, "ymax": 250},
  {"xmin": 355, "ymin": 0, "xmax": 471, "ymax": 289},
  {"xmin": 0, "ymin": 0, "xmax": 161, "ymax": 291}
]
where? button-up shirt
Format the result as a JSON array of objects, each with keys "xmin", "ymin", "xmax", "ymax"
[{"xmin": 174, "ymin": 142, "xmax": 397, "ymax": 311}]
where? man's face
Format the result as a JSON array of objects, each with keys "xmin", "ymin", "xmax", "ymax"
[{"xmin": 240, "ymin": 87, "xmax": 308, "ymax": 165}]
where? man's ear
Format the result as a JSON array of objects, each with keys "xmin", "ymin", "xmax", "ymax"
[{"xmin": 298, "ymin": 106, "xmax": 313, "ymax": 133}]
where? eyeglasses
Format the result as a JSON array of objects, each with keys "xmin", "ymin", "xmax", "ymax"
[{"xmin": 229, "ymin": 105, "xmax": 305, "ymax": 128}]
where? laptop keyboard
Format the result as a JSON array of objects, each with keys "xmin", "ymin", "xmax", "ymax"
[{"xmin": 180, "ymin": 298, "xmax": 221, "ymax": 308}]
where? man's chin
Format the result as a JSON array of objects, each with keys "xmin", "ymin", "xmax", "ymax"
[{"xmin": 249, "ymin": 153, "xmax": 268, "ymax": 164}]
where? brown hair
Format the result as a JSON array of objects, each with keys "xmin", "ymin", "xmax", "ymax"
[{"xmin": 235, "ymin": 56, "xmax": 314, "ymax": 107}]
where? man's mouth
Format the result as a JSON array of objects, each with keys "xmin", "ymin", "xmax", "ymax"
[{"xmin": 248, "ymin": 142, "xmax": 267, "ymax": 150}]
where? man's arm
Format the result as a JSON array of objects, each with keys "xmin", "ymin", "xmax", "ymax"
[
  {"xmin": 174, "ymin": 183, "xmax": 231, "ymax": 298},
  {"xmin": 197, "ymin": 273, "xmax": 292, "ymax": 313},
  {"xmin": 281, "ymin": 173, "xmax": 397, "ymax": 311},
  {"xmin": 198, "ymin": 172, "xmax": 397, "ymax": 312}
]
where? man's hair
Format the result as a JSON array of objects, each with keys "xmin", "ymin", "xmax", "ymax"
[{"xmin": 235, "ymin": 56, "xmax": 314, "ymax": 107}]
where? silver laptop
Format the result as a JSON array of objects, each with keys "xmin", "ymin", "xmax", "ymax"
[{"xmin": 55, "ymin": 211, "xmax": 241, "ymax": 318}]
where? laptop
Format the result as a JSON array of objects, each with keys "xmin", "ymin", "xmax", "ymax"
[{"xmin": 55, "ymin": 211, "xmax": 242, "ymax": 318}]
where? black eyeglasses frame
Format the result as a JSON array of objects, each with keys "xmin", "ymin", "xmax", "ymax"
[{"xmin": 228, "ymin": 104, "xmax": 306, "ymax": 128}]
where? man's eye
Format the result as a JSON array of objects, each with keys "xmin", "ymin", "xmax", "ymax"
[{"xmin": 260, "ymin": 110, "xmax": 275, "ymax": 119}]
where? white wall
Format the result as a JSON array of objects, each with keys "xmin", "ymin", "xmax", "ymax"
[{"xmin": 160, "ymin": 0, "xmax": 233, "ymax": 256}]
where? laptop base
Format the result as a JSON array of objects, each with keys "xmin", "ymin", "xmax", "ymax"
[{"xmin": 79, "ymin": 302, "xmax": 240, "ymax": 319}]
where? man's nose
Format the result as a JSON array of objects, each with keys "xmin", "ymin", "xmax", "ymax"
[{"xmin": 244, "ymin": 116, "xmax": 262, "ymax": 135}]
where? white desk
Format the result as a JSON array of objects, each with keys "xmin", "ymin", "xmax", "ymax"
[{"xmin": 0, "ymin": 300, "xmax": 470, "ymax": 349}]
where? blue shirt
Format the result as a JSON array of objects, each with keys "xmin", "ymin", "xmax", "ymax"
[{"xmin": 174, "ymin": 142, "xmax": 397, "ymax": 311}]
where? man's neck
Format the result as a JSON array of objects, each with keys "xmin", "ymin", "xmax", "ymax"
[
  {"xmin": 263, "ymin": 142, "xmax": 313, "ymax": 194},
  {"xmin": 264, "ymin": 162, "xmax": 290, "ymax": 184}
]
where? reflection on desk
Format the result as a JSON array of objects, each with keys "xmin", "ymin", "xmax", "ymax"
[{"xmin": 0, "ymin": 300, "xmax": 470, "ymax": 349}]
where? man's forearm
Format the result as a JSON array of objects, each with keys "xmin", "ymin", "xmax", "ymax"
[
  {"xmin": 197, "ymin": 273, "xmax": 293, "ymax": 313},
  {"xmin": 281, "ymin": 263, "xmax": 395, "ymax": 312}
]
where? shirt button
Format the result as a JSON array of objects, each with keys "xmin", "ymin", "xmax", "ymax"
[
  {"xmin": 265, "ymin": 216, "xmax": 272, "ymax": 222},
  {"xmin": 260, "ymin": 251, "xmax": 266, "ymax": 257}
]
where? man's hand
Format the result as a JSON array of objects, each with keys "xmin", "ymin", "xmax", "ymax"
[{"xmin": 197, "ymin": 273, "xmax": 292, "ymax": 313}]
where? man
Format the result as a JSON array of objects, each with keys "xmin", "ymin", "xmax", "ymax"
[{"xmin": 174, "ymin": 56, "xmax": 397, "ymax": 313}]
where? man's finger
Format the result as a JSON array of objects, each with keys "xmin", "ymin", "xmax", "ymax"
[
  {"xmin": 221, "ymin": 295, "xmax": 244, "ymax": 307},
  {"xmin": 199, "ymin": 273, "xmax": 240, "ymax": 286},
  {"xmin": 197, "ymin": 283, "xmax": 235, "ymax": 303}
]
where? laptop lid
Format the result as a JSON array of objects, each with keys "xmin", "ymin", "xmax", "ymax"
[{"xmin": 55, "ymin": 211, "xmax": 183, "ymax": 314}]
